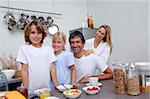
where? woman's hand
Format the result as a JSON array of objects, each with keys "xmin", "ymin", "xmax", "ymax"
[{"xmin": 79, "ymin": 76, "xmax": 90, "ymax": 83}]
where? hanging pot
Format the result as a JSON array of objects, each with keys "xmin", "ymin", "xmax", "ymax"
[
  {"xmin": 47, "ymin": 16, "xmax": 53, "ymax": 25},
  {"xmin": 29, "ymin": 15, "xmax": 37, "ymax": 22},
  {"xmin": 8, "ymin": 20, "xmax": 17, "ymax": 31},
  {"xmin": 16, "ymin": 13, "xmax": 29, "ymax": 30},
  {"xmin": 43, "ymin": 16, "xmax": 53, "ymax": 29},
  {"xmin": 37, "ymin": 16, "xmax": 45, "ymax": 25},
  {"xmin": 3, "ymin": 12, "xmax": 15, "ymax": 25}
]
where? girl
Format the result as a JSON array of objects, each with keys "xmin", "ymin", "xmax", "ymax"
[
  {"xmin": 52, "ymin": 32, "xmax": 76, "ymax": 86},
  {"xmin": 16, "ymin": 20, "xmax": 57, "ymax": 94}
]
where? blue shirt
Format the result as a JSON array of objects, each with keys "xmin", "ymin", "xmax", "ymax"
[{"xmin": 54, "ymin": 51, "xmax": 75, "ymax": 85}]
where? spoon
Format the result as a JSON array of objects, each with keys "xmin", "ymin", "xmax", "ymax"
[{"xmin": 62, "ymin": 84, "xmax": 69, "ymax": 90}]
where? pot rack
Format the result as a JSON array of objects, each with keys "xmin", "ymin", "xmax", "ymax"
[{"xmin": 0, "ymin": 5, "xmax": 62, "ymax": 16}]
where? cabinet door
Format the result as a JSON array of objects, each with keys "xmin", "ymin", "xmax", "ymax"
[{"xmin": 69, "ymin": 27, "xmax": 97, "ymax": 40}]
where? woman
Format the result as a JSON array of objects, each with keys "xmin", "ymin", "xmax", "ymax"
[{"xmin": 84, "ymin": 25, "xmax": 112, "ymax": 73}]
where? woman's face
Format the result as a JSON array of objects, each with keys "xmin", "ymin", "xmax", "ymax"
[
  {"xmin": 52, "ymin": 37, "xmax": 65, "ymax": 53},
  {"xmin": 29, "ymin": 25, "xmax": 42, "ymax": 47},
  {"xmin": 95, "ymin": 27, "xmax": 106, "ymax": 41}
]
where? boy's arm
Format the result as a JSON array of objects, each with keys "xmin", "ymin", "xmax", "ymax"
[
  {"xmin": 21, "ymin": 63, "xmax": 29, "ymax": 88},
  {"xmin": 50, "ymin": 63, "xmax": 58, "ymax": 87}
]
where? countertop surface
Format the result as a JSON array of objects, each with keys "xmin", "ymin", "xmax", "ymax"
[{"xmin": 49, "ymin": 79, "xmax": 150, "ymax": 99}]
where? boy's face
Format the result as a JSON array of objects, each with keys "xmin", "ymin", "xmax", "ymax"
[
  {"xmin": 70, "ymin": 36, "xmax": 84, "ymax": 54},
  {"xmin": 29, "ymin": 25, "xmax": 42, "ymax": 47}
]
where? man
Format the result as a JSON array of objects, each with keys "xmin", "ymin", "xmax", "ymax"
[{"xmin": 69, "ymin": 31, "xmax": 113, "ymax": 83}]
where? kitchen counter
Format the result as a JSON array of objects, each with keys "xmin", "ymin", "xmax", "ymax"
[
  {"xmin": 0, "ymin": 77, "xmax": 22, "ymax": 91},
  {"xmin": 49, "ymin": 79, "xmax": 150, "ymax": 99}
]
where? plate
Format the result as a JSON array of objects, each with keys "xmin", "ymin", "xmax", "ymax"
[
  {"xmin": 45, "ymin": 96, "xmax": 60, "ymax": 99},
  {"xmin": 86, "ymin": 82, "xmax": 102, "ymax": 87},
  {"xmin": 56, "ymin": 85, "xmax": 72, "ymax": 92},
  {"xmin": 48, "ymin": 24, "xmax": 59, "ymax": 35}
]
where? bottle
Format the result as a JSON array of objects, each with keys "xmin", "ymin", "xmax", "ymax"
[{"xmin": 87, "ymin": 15, "xmax": 94, "ymax": 28}]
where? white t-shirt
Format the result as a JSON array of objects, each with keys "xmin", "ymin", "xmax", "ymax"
[
  {"xmin": 75, "ymin": 53, "xmax": 108, "ymax": 82},
  {"xmin": 84, "ymin": 38, "xmax": 110, "ymax": 65},
  {"xmin": 16, "ymin": 44, "xmax": 56, "ymax": 94}
]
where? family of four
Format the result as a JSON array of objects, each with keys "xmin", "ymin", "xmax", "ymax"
[{"xmin": 16, "ymin": 20, "xmax": 113, "ymax": 94}]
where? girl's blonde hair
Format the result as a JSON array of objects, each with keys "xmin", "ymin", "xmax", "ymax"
[
  {"xmin": 99, "ymin": 25, "xmax": 113, "ymax": 54},
  {"xmin": 52, "ymin": 32, "xmax": 66, "ymax": 50}
]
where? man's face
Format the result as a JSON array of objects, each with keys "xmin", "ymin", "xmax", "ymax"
[{"xmin": 70, "ymin": 36, "xmax": 84, "ymax": 54}]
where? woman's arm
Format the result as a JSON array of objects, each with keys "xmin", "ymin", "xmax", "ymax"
[
  {"xmin": 50, "ymin": 63, "xmax": 58, "ymax": 87},
  {"xmin": 21, "ymin": 63, "xmax": 28, "ymax": 88},
  {"xmin": 97, "ymin": 67, "xmax": 113, "ymax": 80},
  {"xmin": 70, "ymin": 65, "xmax": 76, "ymax": 85}
]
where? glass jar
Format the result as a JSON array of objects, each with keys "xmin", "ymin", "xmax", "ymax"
[
  {"xmin": 87, "ymin": 15, "xmax": 94, "ymax": 28},
  {"xmin": 113, "ymin": 62, "xmax": 126, "ymax": 94},
  {"xmin": 126, "ymin": 63, "xmax": 140, "ymax": 95}
]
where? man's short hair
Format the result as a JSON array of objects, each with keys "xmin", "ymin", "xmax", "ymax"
[{"xmin": 69, "ymin": 31, "xmax": 85, "ymax": 44}]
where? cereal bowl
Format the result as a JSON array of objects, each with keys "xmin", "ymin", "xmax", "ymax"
[
  {"xmin": 83, "ymin": 86, "xmax": 100, "ymax": 95},
  {"xmin": 56, "ymin": 85, "xmax": 72, "ymax": 92},
  {"xmin": 63, "ymin": 89, "xmax": 82, "ymax": 99},
  {"xmin": 33, "ymin": 88, "xmax": 51, "ymax": 98},
  {"xmin": 45, "ymin": 96, "xmax": 60, "ymax": 99}
]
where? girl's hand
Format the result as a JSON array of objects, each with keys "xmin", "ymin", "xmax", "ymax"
[{"xmin": 72, "ymin": 84, "xmax": 78, "ymax": 89}]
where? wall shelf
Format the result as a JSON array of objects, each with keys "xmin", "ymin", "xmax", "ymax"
[{"xmin": 0, "ymin": 5, "xmax": 62, "ymax": 16}]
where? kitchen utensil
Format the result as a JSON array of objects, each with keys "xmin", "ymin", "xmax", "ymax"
[{"xmin": 48, "ymin": 24, "xmax": 59, "ymax": 35}]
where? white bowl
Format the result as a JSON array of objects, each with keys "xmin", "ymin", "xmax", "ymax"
[
  {"xmin": 56, "ymin": 85, "xmax": 72, "ymax": 92},
  {"xmin": 33, "ymin": 88, "xmax": 51, "ymax": 96},
  {"xmin": 63, "ymin": 89, "xmax": 82, "ymax": 99},
  {"xmin": 45, "ymin": 96, "xmax": 60, "ymax": 99},
  {"xmin": 83, "ymin": 86, "xmax": 100, "ymax": 95},
  {"xmin": 1, "ymin": 69, "xmax": 16, "ymax": 79}
]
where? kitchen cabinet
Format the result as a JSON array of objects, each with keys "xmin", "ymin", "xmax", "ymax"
[{"xmin": 69, "ymin": 27, "xmax": 97, "ymax": 40}]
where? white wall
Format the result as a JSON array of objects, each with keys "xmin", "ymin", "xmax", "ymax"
[
  {"xmin": 88, "ymin": 0, "xmax": 148, "ymax": 63},
  {"xmin": 0, "ymin": 0, "xmax": 148, "ymax": 64},
  {"xmin": 148, "ymin": 0, "xmax": 150, "ymax": 61}
]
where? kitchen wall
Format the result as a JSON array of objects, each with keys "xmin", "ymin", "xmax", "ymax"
[
  {"xmin": 0, "ymin": 0, "xmax": 148, "ymax": 64},
  {"xmin": 148, "ymin": 0, "xmax": 150, "ymax": 61}
]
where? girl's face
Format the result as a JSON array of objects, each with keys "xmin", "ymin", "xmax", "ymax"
[
  {"xmin": 29, "ymin": 25, "xmax": 42, "ymax": 47},
  {"xmin": 95, "ymin": 27, "xmax": 106, "ymax": 41},
  {"xmin": 52, "ymin": 37, "xmax": 65, "ymax": 54}
]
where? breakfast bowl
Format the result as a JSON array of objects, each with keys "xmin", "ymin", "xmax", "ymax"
[
  {"xmin": 83, "ymin": 86, "xmax": 100, "ymax": 95},
  {"xmin": 45, "ymin": 96, "xmax": 60, "ymax": 99},
  {"xmin": 56, "ymin": 84, "xmax": 73, "ymax": 92},
  {"xmin": 63, "ymin": 89, "xmax": 82, "ymax": 99},
  {"xmin": 1, "ymin": 69, "xmax": 16, "ymax": 79},
  {"xmin": 33, "ymin": 88, "xmax": 51, "ymax": 98}
]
